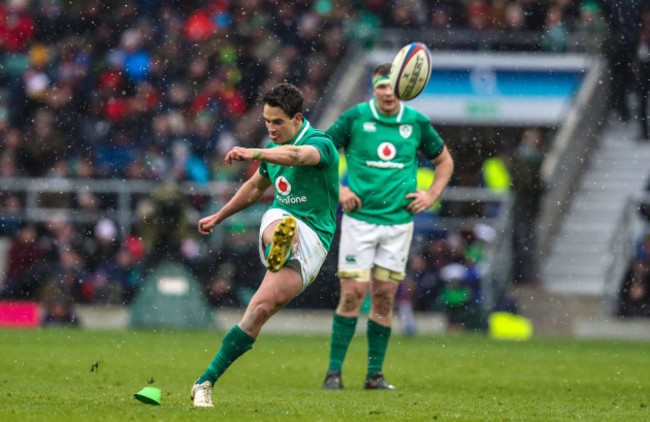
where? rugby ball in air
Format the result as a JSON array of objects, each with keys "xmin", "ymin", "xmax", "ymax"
[{"xmin": 389, "ymin": 42, "xmax": 432, "ymax": 101}]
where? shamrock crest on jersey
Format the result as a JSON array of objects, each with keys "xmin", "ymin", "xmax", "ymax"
[
  {"xmin": 275, "ymin": 176, "xmax": 292, "ymax": 196},
  {"xmin": 377, "ymin": 142, "xmax": 397, "ymax": 161},
  {"xmin": 399, "ymin": 124, "xmax": 412, "ymax": 138}
]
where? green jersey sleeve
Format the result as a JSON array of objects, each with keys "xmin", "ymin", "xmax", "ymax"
[
  {"xmin": 257, "ymin": 137, "xmax": 335, "ymax": 173},
  {"xmin": 306, "ymin": 136, "xmax": 337, "ymax": 169},
  {"xmin": 325, "ymin": 107, "xmax": 359, "ymax": 150},
  {"xmin": 418, "ymin": 117, "xmax": 445, "ymax": 159},
  {"xmin": 258, "ymin": 160, "xmax": 268, "ymax": 177}
]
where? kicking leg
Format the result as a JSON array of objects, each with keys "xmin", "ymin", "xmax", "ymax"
[{"xmin": 193, "ymin": 267, "xmax": 303, "ymax": 406}]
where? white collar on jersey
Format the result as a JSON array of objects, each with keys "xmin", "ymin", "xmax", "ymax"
[
  {"xmin": 290, "ymin": 118, "xmax": 310, "ymax": 145},
  {"xmin": 369, "ymin": 99, "xmax": 403, "ymax": 123}
]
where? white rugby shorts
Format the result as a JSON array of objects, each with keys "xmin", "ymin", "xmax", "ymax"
[
  {"xmin": 258, "ymin": 208, "xmax": 328, "ymax": 291},
  {"xmin": 337, "ymin": 214, "xmax": 414, "ymax": 282}
]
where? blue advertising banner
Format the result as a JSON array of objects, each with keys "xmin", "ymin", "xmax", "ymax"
[{"xmin": 369, "ymin": 51, "xmax": 591, "ymax": 126}]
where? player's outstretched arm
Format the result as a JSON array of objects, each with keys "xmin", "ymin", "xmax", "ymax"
[
  {"xmin": 198, "ymin": 172, "xmax": 271, "ymax": 235},
  {"xmin": 226, "ymin": 145, "xmax": 321, "ymax": 167},
  {"xmin": 406, "ymin": 145, "xmax": 454, "ymax": 214},
  {"xmin": 261, "ymin": 144, "xmax": 321, "ymax": 167}
]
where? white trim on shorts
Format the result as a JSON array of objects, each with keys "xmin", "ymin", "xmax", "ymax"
[
  {"xmin": 337, "ymin": 214, "xmax": 414, "ymax": 281},
  {"xmin": 258, "ymin": 208, "xmax": 328, "ymax": 292}
]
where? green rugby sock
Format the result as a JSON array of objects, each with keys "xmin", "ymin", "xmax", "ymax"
[
  {"xmin": 197, "ymin": 325, "xmax": 255, "ymax": 385},
  {"xmin": 327, "ymin": 313, "xmax": 358, "ymax": 372},
  {"xmin": 367, "ymin": 319, "xmax": 391, "ymax": 377}
]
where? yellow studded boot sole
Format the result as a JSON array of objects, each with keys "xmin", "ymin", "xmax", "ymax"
[{"xmin": 266, "ymin": 216, "xmax": 296, "ymax": 272}]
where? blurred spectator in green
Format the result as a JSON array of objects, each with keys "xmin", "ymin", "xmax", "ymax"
[
  {"xmin": 570, "ymin": 0, "xmax": 608, "ymax": 54},
  {"xmin": 510, "ymin": 128, "xmax": 546, "ymax": 286},
  {"xmin": 541, "ymin": 4, "xmax": 568, "ymax": 52},
  {"xmin": 439, "ymin": 263, "xmax": 485, "ymax": 332}
]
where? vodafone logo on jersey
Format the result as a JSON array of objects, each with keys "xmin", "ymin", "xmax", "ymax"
[
  {"xmin": 274, "ymin": 176, "xmax": 308, "ymax": 204},
  {"xmin": 377, "ymin": 142, "xmax": 397, "ymax": 161},
  {"xmin": 275, "ymin": 176, "xmax": 292, "ymax": 196}
]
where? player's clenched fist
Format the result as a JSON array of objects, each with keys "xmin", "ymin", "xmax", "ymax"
[
  {"xmin": 198, "ymin": 214, "xmax": 220, "ymax": 235},
  {"xmin": 225, "ymin": 147, "xmax": 254, "ymax": 165}
]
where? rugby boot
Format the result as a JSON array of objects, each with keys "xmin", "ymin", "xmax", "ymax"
[
  {"xmin": 363, "ymin": 372, "xmax": 396, "ymax": 390},
  {"xmin": 191, "ymin": 381, "xmax": 214, "ymax": 407},
  {"xmin": 266, "ymin": 216, "xmax": 296, "ymax": 272},
  {"xmin": 321, "ymin": 370, "xmax": 344, "ymax": 389}
]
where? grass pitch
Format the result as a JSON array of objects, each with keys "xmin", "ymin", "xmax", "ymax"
[{"xmin": 0, "ymin": 327, "xmax": 648, "ymax": 421}]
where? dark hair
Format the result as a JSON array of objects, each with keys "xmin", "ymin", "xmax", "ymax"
[
  {"xmin": 373, "ymin": 62, "xmax": 392, "ymax": 79},
  {"xmin": 259, "ymin": 82, "xmax": 303, "ymax": 118}
]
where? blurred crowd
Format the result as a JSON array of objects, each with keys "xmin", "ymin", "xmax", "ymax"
[
  {"xmin": 381, "ymin": 0, "xmax": 605, "ymax": 42},
  {"xmin": 0, "ymin": 0, "xmax": 355, "ymax": 322},
  {"xmin": 0, "ymin": 0, "xmax": 354, "ymax": 183},
  {"xmin": 398, "ymin": 223, "xmax": 498, "ymax": 334},
  {"xmin": 0, "ymin": 0, "xmax": 648, "ymax": 326},
  {"xmin": 617, "ymin": 232, "xmax": 650, "ymax": 318},
  {"xmin": 618, "ymin": 177, "xmax": 650, "ymax": 318}
]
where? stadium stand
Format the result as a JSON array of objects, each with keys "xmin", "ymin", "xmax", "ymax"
[{"xmin": 1, "ymin": 0, "xmax": 649, "ymax": 334}]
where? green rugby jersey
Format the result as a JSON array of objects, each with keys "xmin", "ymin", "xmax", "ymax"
[
  {"xmin": 327, "ymin": 99, "xmax": 444, "ymax": 225},
  {"xmin": 259, "ymin": 119, "xmax": 339, "ymax": 249}
]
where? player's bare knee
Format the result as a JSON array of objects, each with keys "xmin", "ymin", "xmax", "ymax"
[
  {"xmin": 371, "ymin": 292, "xmax": 394, "ymax": 314},
  {"xmin": 371, "ymin": 301, "xmax": 393, "ymax": 318},
  {"xmin": 371, "ymin": 287, "xmax": 393, "ymax": 302},
  {"xmin": 341, "ymin": 292, "xmax": 359, "ymax": 311},
  {"xmin": 340, "ymin": 290, "xmax": 362, "ymax": 312}
]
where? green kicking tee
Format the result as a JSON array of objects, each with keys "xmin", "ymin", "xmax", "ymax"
[
  {"xmin": 259, "ymin": 118, "xmax": 339, "ymax": 250},
  {"xmin": 326, "ymin": 99, "xmax": 445, "ymax": 226}
]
